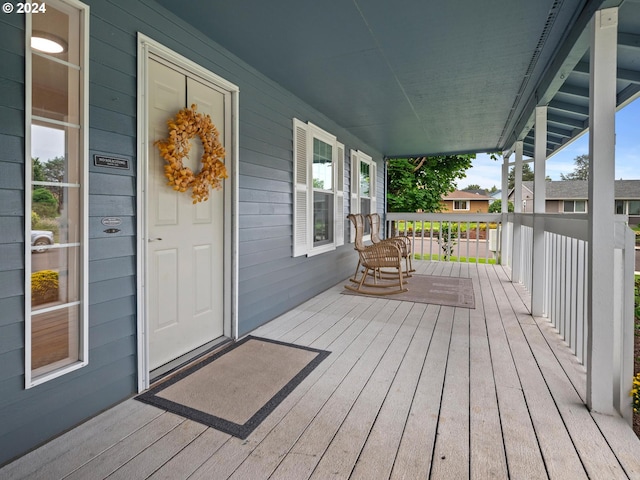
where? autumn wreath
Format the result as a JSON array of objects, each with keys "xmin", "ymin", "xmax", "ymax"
[{"xmin": 155, "ymin": 104, "xmax": 227, "ymax": 203}]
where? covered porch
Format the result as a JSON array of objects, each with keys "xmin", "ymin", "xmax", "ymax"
[{"xmin": 2, "ymin": 261, "xmax": 639, "ymax": 479}]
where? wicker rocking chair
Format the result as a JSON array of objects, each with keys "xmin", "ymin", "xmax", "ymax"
[
  {"xmin": 345, "ymin": 214, "xmax": 408, "ymax": 295},
  {"xmin": 367, "ymin": 213, "xmax": 414, "ymax": 275}
]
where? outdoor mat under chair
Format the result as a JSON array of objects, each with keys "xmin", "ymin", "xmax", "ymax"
[
  {"xmin": 342, "ymin": 274, "xmax": 475, "ymax": 309},
  {"xmin": 136, "ymin": 336, "xmax": 330, "ymax": 439}
]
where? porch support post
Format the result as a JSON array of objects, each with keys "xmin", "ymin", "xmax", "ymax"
[
  {"xmin": 531, "ymin": 106, "xmax": 547, "ymax": 317},
  {"xmin": 587, "ymin": 7, "xmax": 618, "ymax": 415},
  {"xmin": 512, "ymin": 141, "xmax": 524, "ymax": 283},
  {"xmin": 501, "ymin": 154, "xmax": 510, "ymax": 266}
]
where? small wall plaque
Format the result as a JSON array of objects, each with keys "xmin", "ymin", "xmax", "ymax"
[
  {"xmin": 101, "ymin": 217, "xmax": 122, "ymax": 227},
  {"xmin": 94, "ymin": 155, "xmax": 129, "ymax": 170}
]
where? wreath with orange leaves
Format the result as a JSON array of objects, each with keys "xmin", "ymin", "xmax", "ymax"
[{"xmin": 155, "ymin": 104, "xmax": 227, "ymax": 203}]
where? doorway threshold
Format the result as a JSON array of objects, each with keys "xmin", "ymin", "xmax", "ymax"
[{"xmin": 150, "ymin": 337, "xmax": 232, "ymax": 385}]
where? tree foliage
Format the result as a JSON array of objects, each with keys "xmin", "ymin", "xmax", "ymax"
[
  {"xmin": 560, "ymin": 154, "xmax": 589, "ymax": 181},
  {"xmin": 507, "ymin": 163, "xmax": 535, "ymax": 189},
  {"xmin": 488, "ymin": 199, "xmax": 514, "ymax": 213},
  {"xmin": 387, "ymin": 155, "xmax": 474, "ymax": 212},
  {"xmin": 32, "ymin": 156, "xmax": 65, "ymax": 213},
  {"xmin": 32, "ymin": 158, "xmax": 45, "ymax": 182},
  {"xmin": 32, "ymin": 187, "xmax": 59, "ymax": 218}
]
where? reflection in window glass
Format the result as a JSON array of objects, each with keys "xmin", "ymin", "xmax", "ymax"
[
  {"xmin": 629, "ymin": 201, "xmax": 640, "ymax": 216},
  {"xmin": 28, "ymin": 0, "xmax": 86, "ymax": 383},
  {"xmin": 615, "ymin": 200, "xmax": 625, "ymax": 215},
  {"xmin": 313, "ymin": 138, "xmax": 333, "ymax": 191},
  {"xmin": 313, "ymin": 192, "xmax": 334, "ymax": 246},
  {"xmin": 360, "ymin": 162, "xmax": 370, "ymax": 198},
  {"xmin": 32, "ymin": 55, "xmax": 80, "ymax": 124}
]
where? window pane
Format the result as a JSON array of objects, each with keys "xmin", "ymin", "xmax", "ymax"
[
  {"xmin": 629, "ymin": 201, "xmax": 640, "ymax": 216},
  {"xmin": 360, "ymin": 162, "xmax": 370, "ymax": 198},
  {"xmin": 32, "ymin": 124, "xmax": 81, "ymax": 184},
  {"xmin": 32, "ymin": 186, "xmax": 81, "ymax": 247},
  {"xmin": 615, "ymin": 200, "xmax": 625, "ymax": 214},
  {"xmin": 32, "ymin": 55, "xmax": 80, "ymax": 124},
  {"xmin": 32, "ymin": 245, "xmax": 81, "ymax": 310},
  {"xmin": 313, "ymin": 138, "xmax": 333, "ymax": 191},
  {"xmin": 313, "ymin": 191, "xmax": 334, "ymax": 246},
  {"xmin": 31, "ymin": 304, "xmax": 80, "ymax": 375},
  {"xmin": 575, "ymin": 201, "xmax": 586, "ymax": 213},
  {"xmin": 32, "ymin": 2, "xmax": 80, "ymax": 65},
  {"xmin": 564, "ymin": 201, "xmax": 574, "ymax": 213},
  {"xmin": 361, "ymin": 198, "xmax": 371, "ymax": 235}
]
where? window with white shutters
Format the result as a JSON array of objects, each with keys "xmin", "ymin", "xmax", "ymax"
[{"xmin": 292, "ymin": 119, "xmax": 344, "ymax": 257}]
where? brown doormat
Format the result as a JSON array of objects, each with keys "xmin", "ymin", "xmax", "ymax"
[
  {"xmin": 136, "ymin": 336, "xmax": 330, "ymax": 439},
  {"xmin": 342, "ymin": 274, "xmax": 475, "ymax": 308}
]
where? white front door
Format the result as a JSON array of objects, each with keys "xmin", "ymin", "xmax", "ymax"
[{"xmin": 147, "ymin": 58, "xmax": 228, "ymax": 370}]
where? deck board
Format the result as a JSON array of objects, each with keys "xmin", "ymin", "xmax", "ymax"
[{"xmin": 2, "ymin": 263, "xmax": 640, "ymax": 479}]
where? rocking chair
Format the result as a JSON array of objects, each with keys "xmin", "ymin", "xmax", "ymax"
[
  {"xmin": 367, "ymin": 212, "xmax": 414, "ymax": 275},
  {"xmin": 345, "ymin": 214, "xmax": 408, "ymax": 295}
]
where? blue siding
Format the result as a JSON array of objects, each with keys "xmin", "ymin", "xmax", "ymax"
[{"xmin": 0, "ymin": 0, "xmax": 384, "ymax": 465}]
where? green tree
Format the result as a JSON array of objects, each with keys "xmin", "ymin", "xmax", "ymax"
[
  {"xmin": 507, "ymin": 163, "xmax": 535, "ymax": 189},
  {"xmin": 42, "ymin": 156, "xmax": 65, "ymax": 212},
  {"xmin": 560, "ymin": 154, "xmax": 589, "ymax": 181},
  {"xmin": 465, "ymin": 184, "xmax": 481, "ymax": 191},
  {"xmin": 387, "ymin": 155, "xmax": 474, "ymax": 212},
  {"xmin": 32, "ymin": 187, "xmax": 59, "ymax": 218},
  {"xmin": 488, "ymin": 199, "xmax": 514, "ymax": 213},
  {"xmin": 32, "ymin": 158, "xmax": 45, "ymax": 182}
]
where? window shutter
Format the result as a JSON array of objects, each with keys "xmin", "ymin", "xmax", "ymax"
[
  {"xmin": 350, "ymin": 150, "xmax": 359, "ymax": 242},
  {"xmin": 335, "ymin": 142, "xmax": 345, "ymax": 246},
  {"xmin": 292, "ymin": 119, "xmax": 308, "ymax": 257}
]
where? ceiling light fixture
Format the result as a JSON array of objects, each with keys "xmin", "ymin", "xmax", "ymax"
[{"xmin": 31, "ymin": 31, "xmax": 66, "ymax": 54}]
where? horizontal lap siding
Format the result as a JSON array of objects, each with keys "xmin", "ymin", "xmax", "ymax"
[
  {"xmin": 0, "ymin": 0, "xmax": 383, "ymax": 464},
  {"xmin": 0, "ymin": 10, "xmax": 28, "ymax": 467}
]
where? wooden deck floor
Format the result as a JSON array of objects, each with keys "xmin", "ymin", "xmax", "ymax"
[{"xmin": 3, "ymin": 262, "xmax": 640, "ymax": 479}]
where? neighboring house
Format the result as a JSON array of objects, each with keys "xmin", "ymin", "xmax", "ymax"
[
  {"xmin": 441, "ymin": 190, "xmax": 492, "ymax": 213},
  {"xmin": 508, "ymin": 180, "xmax": 640, "ymax": 223}
]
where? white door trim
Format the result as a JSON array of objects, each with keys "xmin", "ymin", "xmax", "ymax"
[{"xmin": 136, "ymin": 33, "xmax": 239, "ymax": 392}]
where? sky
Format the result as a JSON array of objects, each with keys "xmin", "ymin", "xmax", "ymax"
[{"xmin": 457, "ymin": 98, "xmax": 640, "ymax": 191}]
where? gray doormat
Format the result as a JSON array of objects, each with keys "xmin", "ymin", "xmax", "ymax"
[
  {"xmin": 136, "ymin": 336, "xmax": 330, "ymax": 439},
  {"xmin": 342, "ymin": 274, "xmax": 475, "ymax": 308}
]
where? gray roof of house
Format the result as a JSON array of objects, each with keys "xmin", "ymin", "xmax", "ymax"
[{"xmin": 520, "ymin": 180, "xmax": 640, "ymax": 200}]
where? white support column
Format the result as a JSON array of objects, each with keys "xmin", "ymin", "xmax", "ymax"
[
  {"xmin": 532, "ymin": 106, "xmax": 547, "ymax": 317},
  {"xmin": 501, "ymin": 154, "xmax": 510, "ymax": 266},
  {"xmin": 512, "ymin": 141, "xmax": 524, "ymax": 283},
  {"xmin": 587, "ymin": 7, "xmax": 618, "ymax": 415}
]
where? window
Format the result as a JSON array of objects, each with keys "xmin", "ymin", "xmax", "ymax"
[
  {"xmin": 350, "ymin": 150, "xmax": 376, "ymax": 241},
  {"xmin": 453, "ymin": 200, "xmax": 469, "ymax": 211},
  {"xmin": 293, "ymin": 119, "xmax": 344, "ymax": 257},
  {"xmin": 615, "ymin": 200, "xmax": 625, "ymax": 214},
  {"xmin": 563, "ymin": 200, "xmax": 586, "ymax": 213},
  {"xmin": 628, "ymin": 201, "xmax": 640, "ymax": 216},
  {"xmin": 26, "ymin": 0, "xmax": 89, "ymax": 387}
]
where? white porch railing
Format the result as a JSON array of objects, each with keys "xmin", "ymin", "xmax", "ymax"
[
  {"xmin": 385, "ymin": 213, "xmax": 503, "ymax": 264},
  {"xmin": 385, "ymin": 211, "xmax": 636, "ymax": 421}
]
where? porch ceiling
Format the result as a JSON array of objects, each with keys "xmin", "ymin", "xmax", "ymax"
[{"xmin": 156, "ymin": 0, "xmax": 640, "ymax": 159}]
